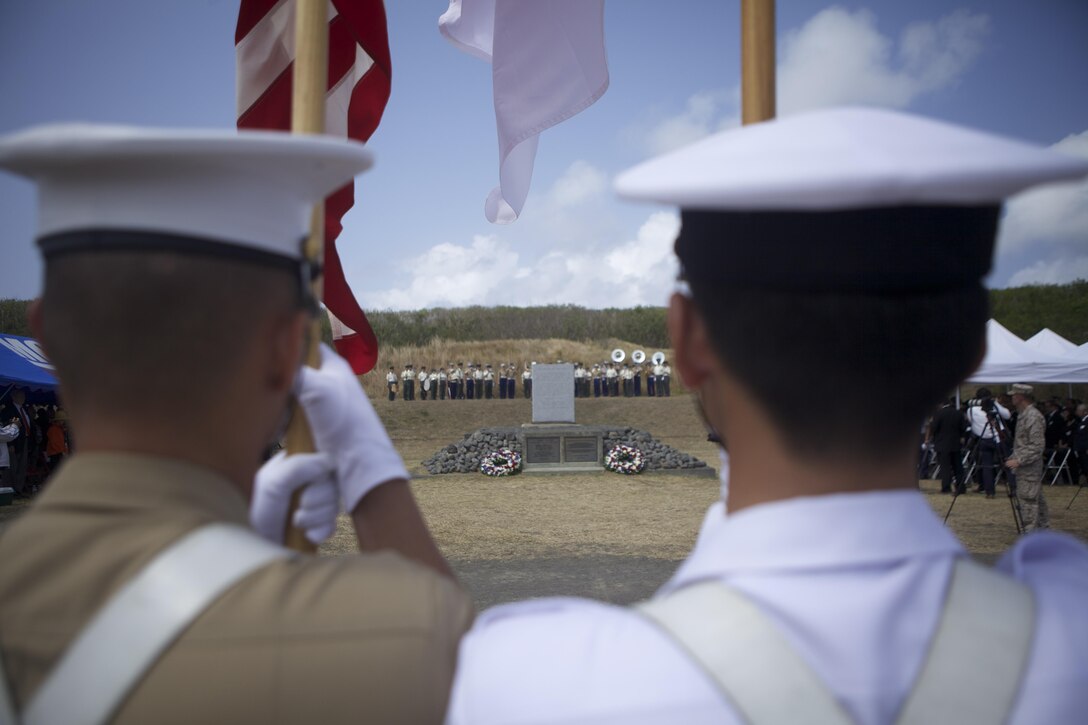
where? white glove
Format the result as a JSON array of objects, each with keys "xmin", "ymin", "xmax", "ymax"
[
  {"xmin": 251, "ymin": 451, "xmax": 339, "ymax": 545},
  {"xmin": 297, "ymin": 344, "xmax": 410, "ymax": 513}
]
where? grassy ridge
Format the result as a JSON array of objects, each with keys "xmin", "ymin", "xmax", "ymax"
[{"xmin": 2, "ymin": 281, "xmax": 1085, "ymax": 378}]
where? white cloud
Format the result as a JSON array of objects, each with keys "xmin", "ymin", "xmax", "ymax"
[
  {"xmin": 1008, "ymin": 257, "xmax": 1088, "ymax": 287},
  {"xmin": 778, "ymin": 8, "xmax": 989, "ymax": 114},
  {"xmin": 633, "ymin": 7, "xmax": 989, "ymax": 154},
  {"xmin": 367, "ymin": 234, "xmax": 525, "ymax": 309},
  {"xmin": 545, "ymin": 160, "xmax": 607, "ymax": 208},
  {"xmin": 643, "ymin": 91, "xmax": 737, "ymax": 156},
  {"xmin": 365, "ymin": 212, "xmax": 680, "ymax": 310},
  {"xmin": 997, "ymin": 129, "xmax": 1088, "ymax": 257}
]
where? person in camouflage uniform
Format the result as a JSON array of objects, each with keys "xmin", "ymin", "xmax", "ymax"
[{"xmin": 1006, "ymin": 383, "xmax": 1049, "ymax": 531}]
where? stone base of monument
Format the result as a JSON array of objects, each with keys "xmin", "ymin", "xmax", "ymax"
[{"xmin": 519, "ymin": 424, "xmax": 609, "ymax": 472}]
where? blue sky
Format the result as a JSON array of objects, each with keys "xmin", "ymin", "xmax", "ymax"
[{"xmin": 2, "ymin": 0, "xmax": 1087, "ymax": 308}]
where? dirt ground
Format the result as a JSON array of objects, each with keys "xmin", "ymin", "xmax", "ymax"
[{"xmin": 4, "ymin": 394, "xmax": 1086, "ymax": 611}]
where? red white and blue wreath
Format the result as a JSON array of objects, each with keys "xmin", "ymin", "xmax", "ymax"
[
  {"xmin": 605, "ymin": 445, "xmax": 645, "ymax": 474},
  {"xmin": 480, "ymin": 448, "xmax": 522, "ymax": 477}
]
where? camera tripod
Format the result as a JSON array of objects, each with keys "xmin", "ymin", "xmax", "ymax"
[{"xmin": 944, "ymin": 411, "xmax": 1024, "ymax": 534}]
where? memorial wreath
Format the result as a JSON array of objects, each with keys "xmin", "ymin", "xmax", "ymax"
[
  {"xmin": 480, "ymin": 448, "xmax": 522, "ymax": 477},
  {"xmin": 605, "ymin": 444, "xmax": 645, "ymax": 475}
]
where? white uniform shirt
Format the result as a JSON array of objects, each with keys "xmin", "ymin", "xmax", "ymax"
[
  {"xmin": 652, "ymin": 364, "xmax": 665, "ymax": 376},
  {"xmin": 605, "ymin": 367, "xmax": 617, "ymax": 379},
  {"xmin": 401, "ymin": 369, "xmax": 413, "ymax": 382},
  {"xmin": 522, "ymin": 370, "xmax": 531, "ymax": 381},
  {"xmin": 967, "ymin": 400, "xmax": 1011, "ymax": 439},
  {"xmin": 447, "ymin": 490, "xmax": 1088, "ymax": 724},
  {"xmin": 0, "ymin": 422, "xmax": 19, "ymax": 468},
  {"xmin": 385, "ymin": 372, "xmax": 396, "ymax": 384}
]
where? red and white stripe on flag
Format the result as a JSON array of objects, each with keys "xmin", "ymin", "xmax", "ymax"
[{"xmin": 236, "ymin": 0, "xmax": 390, "ymax": 374}]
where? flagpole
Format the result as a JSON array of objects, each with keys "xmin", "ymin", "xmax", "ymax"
[
  {"xmin": 283, "ymin": 0, "xmax": 329, "ymax": 553},
  {"xmin": 741, "ymin": 0, "xmax": 775, "ymax": 125}
]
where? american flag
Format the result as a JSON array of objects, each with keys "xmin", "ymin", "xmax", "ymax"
[{"xmin": 236, "ymin": 0, "xmax": 390, "ymax": 374}]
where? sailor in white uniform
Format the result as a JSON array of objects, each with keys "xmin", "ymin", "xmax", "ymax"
[{"xmin": 439, "ymin": 108, "xmax": 1088, "ymax": 724}]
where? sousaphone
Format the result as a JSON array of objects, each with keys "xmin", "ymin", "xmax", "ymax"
[
  {"xmin": 631, "ymin": 350, "xmax": 646, "ymax": 364},
  {"xmin": 611, "ymin": 349, "xmax": 626, "ymax": 363}
]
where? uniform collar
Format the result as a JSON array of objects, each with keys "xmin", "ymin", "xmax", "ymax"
[
  {"xmin": 660, "ymin": 490, "xmax": 964, "ymax": 596},
  {"xmin": 36, "ymin": 452, "xmax": 250, "ymax": 525}
]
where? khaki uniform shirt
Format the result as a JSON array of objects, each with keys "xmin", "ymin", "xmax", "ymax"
[
  {"xmin": 0, "ymin": 454, "xmax": 473, "ymax": 724},
  {"xmin": 1012, "ymin": 405, "xmax": 1046, "ymax": 469}
]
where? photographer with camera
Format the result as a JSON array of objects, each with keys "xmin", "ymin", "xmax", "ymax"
[{"xmin": 966, "ymin": 387, "xmax": 1011, "ymax": 498}]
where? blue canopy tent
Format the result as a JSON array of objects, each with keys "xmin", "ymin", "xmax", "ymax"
[{"xmin": 0, "ymin": 334, "xmax": 59, "ymax": 405}]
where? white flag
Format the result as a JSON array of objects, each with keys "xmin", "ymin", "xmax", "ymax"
[{"xmin": 440, "ymin": 0, "xmax": 609, "ymax": 223}]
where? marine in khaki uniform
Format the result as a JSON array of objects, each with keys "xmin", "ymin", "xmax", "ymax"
[
  {"xmin": 0, "ymin": 125, "xmax": 472, "ymax": 724},
  {"xmin": 1005, "ymin": 384, "xmax": 1049, "ymax": 531}
]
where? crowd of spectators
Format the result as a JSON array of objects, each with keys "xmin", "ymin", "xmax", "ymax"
[
  {"xmin": 1, "ymin": 388, "xmax": 70, "ymax": 499},
  {"xmin": 922, "ymin": 388, "xmax": 1087, "ymax": 494}
]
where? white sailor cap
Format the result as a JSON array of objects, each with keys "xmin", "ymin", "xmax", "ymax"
[
  {"xmin": 0, "ymin": 123, "xmax": 372, "ymax": 266},
  {"xmin": 615, "ymin": 107, "xmax": 1088, "ymax": 292}
]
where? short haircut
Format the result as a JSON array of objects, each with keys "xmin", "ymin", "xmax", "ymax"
[
  {"xmin": 41, "ymin": 249, "xmax": 303, "ymax": 418},
  {"xmin": 688, "ymin": 281, "xmax": 987, "ymax": 462}
]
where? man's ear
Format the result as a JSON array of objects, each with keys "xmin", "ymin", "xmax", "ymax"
[
  {"xmin": 668, "ymin": 292, "xmax": 717, "ymax": 390},
  {"xmin": 265, "ymin": 310, "xmax": 309, "ymax": 394}
]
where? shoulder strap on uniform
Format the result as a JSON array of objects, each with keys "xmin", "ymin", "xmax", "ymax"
[
  {"xmin": 896, "ymin": 558, "xmax": 1035, "ymax": 725},
  {"xmin": 3, "ymin": 523, "xmax": 291, "ymax": 725},
  {"xmin": 636, "ymin": 559, "xmax": 1036, "ymax": 725},
  {"xmin": 636, "ymin": 581, "xmax": 854, "ymax": 725}
]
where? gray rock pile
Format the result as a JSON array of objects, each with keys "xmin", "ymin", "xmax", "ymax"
[
  {"xmin": 603, "ymin": 427, "xmax": 707, "ymax": 471},
  {"xmin": 421, "ymin": 426, "xmax": 706, "ymax": 474}
]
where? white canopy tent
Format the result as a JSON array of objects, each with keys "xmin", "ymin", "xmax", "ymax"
[
  {"xmin": 965, "ymin": 320, "xmax": 1088, "ymax": 384},
  {"xmin": 1025, "ymin": 328, "xmax": 1079, "ymax": 358}
]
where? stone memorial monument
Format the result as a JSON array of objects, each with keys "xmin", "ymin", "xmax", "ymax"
[
  {"xmin": 531, "ymin": 363, "xmax": 575, "ymax": 424},
  {"xmin": 522, "ymin": 363, "xmax": 604, "ymax": 471}
]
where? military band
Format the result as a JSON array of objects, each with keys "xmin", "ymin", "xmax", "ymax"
[{"xmin": 385, "ymin": 357, "xmax": 670, "ymax": 402}]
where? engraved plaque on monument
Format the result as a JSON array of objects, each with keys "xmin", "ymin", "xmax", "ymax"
[
  {"xmin": 531, "ymin": 363, "xmax": 575, "ymax": 423},
  {"xmin": 525, "ymin": 436, "xmax": 562, "ymax": 464},
  {"xmin": 564, "ymin": 437, "xmax": 599, "ymax": 463}
]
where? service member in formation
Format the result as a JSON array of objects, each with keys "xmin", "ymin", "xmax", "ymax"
[
  {"xmin": 418, "ymin": 365, "xmax": 429, "ymax": 401},
  {"xmin": 572, "ymin": 363, "xmax": 583, "ymax": 398},
  {"xmin": 645, "ymin": 362, "xmax": 656, "ymax": 397},
  {"xmin": 452, "ymin": 361, "xmax": 464, "ymax": 400},
  {"xmin": 401, "ymin": 364, "xmax": 415, "ymax": 401},
  {"xmin": 432, "ymin": 108, "xmax": 1088, "ymax": 722},
  {"xmin": 661, "ymin": 359, "xmax": 672, "ymax": 397},
  {"xmin": 0, "ymin": 124, "xmax": 472, "ymax": 724},
  {"xmin": 522, "ymin": 363, "xmax": 532, "ymax": 399},
  {"xmin": 465, "ymin": 364, "xmax": 476, "ymax": 400},
  {"xmin": 385, "ymin": 366, "xmax": 398, "ymax": 402},
  {"xmin": 498, "ymin": 364, "xmax": 508, "ymax": 399},
  {"xmin": 607, "ymin": 363, "xmax": 620, "ymax": 397},
  {"xmin": 474, "ymin": 364, "xmax": 485, "ymax": 400},
  {"xmin": 1005, "ymin": 384, "xmax": 1048, "ymax": 531},
  {"xmin": 437, "ymin": 365, "xmax": 448, "ymax": 401},
  {"xmin": 506, "ymin": 362, "xmax": 517, "ymax": 399},
  {"xmin": 591, "ymin": 364, "xmax": 601, "ymax": 398},
  {"xmin": 428, "ymin": 367, "xmax": 439, "ymax": 402},
  {"xmin": 634, "ymin": 364, "xmax": 642, "ymax": 397},
  {"xmin": 483, "ymin": 365, "xmax": 495, "ymax": 400}
]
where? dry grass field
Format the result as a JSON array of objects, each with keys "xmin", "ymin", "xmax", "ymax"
[{"xmin": 315, "ymin": 392, "xmax": 1088, "ymax": 607}]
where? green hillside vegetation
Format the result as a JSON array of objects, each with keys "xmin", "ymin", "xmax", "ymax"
[{"xmin": 3, "ymin": 280, "xmax": 1085, "ymax": 360}]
